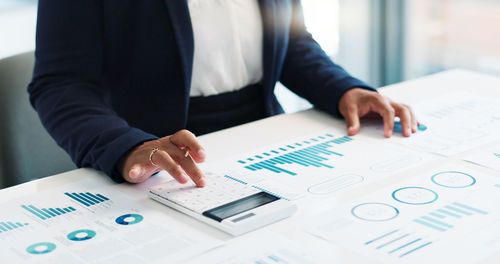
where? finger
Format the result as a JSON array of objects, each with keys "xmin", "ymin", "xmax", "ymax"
[
  {"xmin": 393, "ymin": 104, "xmax": 412, "ymax": 137},
  {"xmin": 169, "ymin": 147, "xmax": 205, "ymax": 187},
  {"xmin": 153, "ymin": 149, "xmax": 189, "ymax": 184},
  {"xmin": 406, "ymin": 105, "xmax": 418, "ymax": 133},
  {"xmin": 125, "ymin": 164, "xmax": 148, "ymax": 183},
  {"xmin": 371, "ymin": 98, "xmax": 395, "ymax": 138},
  {"xmin": 169, "ymin": 130, "xmax": 206, "ymax": 163},
  {"xmin": 344, "ymin": 106, "xmax": 360, "ymax": 136}
]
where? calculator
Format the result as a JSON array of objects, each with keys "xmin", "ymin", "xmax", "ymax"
[{"xmin": 148, "ymin": 172, "xmax": 297, "ymax": 236}]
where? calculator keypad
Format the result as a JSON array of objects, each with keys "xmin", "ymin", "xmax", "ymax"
[{"xmin": 150, "ymin": 172, "xmax": 260, "ymax": 214}]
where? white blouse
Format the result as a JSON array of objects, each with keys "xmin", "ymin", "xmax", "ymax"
[{"xmin": 187, "ymin": 0, "xmax": 264, "ymax": 97}]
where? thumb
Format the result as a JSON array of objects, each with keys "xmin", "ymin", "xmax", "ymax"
[
  {"xmin": 345, "ymin": 107, "xmax": 360, "ymax": 136},
  {"xmin": 127, "ymin": 164, "xmax": 146, "ymax": 183}
]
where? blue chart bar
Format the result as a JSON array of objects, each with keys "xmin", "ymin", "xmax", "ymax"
[
  {"xmin": 64, "ymin": 192, "xmax": 110, "ymax": 207},
  {"xmin": 399, "ymin": 242, "xmax": 433, "ymax": 258},
  {"xmin": 0, "ymin": 221, "xmax": 29, "ymax": 233},
  {"xmin": 376, "ymin": 234, "xmax": 410, "ymax": 249},
  {"xmin": 365, "ymin": 230, "xmax": 399, "ymax": 245},
  {"xmin": 241, "ymin": 133, "xmax": 351, "ymax": 175},
  {"xmin": 414, "ymin": 219, "xmax": 446, "ymax": 232},
  {"xmin": 254, "ymin": 254, "xmax": 287, "ymax": 264},
  {"xmin": 388, "ymin": 238, "xmax": 422, "ymax": 254},
  {"xmin": 21, "ymin": 204, "xmax": 76, "ymax": 220},
  {"xmin": 453, "ymin": 202, "xmax": 488, "ymax": 215}
]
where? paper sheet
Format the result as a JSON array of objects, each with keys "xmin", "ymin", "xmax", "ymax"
[
  {"xmin": 206, "ymin": 128, "xmax": 434, "ymax": 202},
  {"xmin": 363, "ymin": 92, "xmax": 500, "ymax": 156},
  {"xmin": 306, "ymin": 162, "xmax": 500, "ymax": 263},
  {"xmin": 461, "ymin": 143, "xmax": 500, "ymax": 171},
  {"xmin": 186, "ymin": 233, "xmax": 342, "ymax": 264},
  {"xmin": 0, "ymin": 178, "xmax": 222, "ymax": 263}
]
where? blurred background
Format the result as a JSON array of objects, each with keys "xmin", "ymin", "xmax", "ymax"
[{"xmin": 1, "ymin": 0, "xmax": 500, "ymax": 187}]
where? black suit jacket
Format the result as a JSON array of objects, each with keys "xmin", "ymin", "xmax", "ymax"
[{"xmin": 28, "ymin": 0, "xmax": 373, "ymax": 182}]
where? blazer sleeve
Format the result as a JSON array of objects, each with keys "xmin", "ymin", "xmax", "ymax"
[
  {"xmin": 28, "ymin": 0, "xmax": 158, "ymax": 182},
  {"xmin": 279, "ymin": 0, "xmax": 377, "ymax": 117}
]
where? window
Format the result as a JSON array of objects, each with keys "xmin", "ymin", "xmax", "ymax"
[
  {"xmin": 0, "ymin": 0, "xmax": 37, "ymax": 59},
  {"xmin": 275, "ymin": 0, "xmax": 340, "ymax": 113},
  {"xmin": 404, "ymin": 0, "xmax": 500, "ymax": 79}
]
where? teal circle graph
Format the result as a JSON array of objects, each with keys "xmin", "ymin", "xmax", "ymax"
[
  {"xmin": 392, "ymin": 187, "xmax": 438, "ymax": 205},
  {"xmin": 26, "ymin": 242, "xmax": 56, "ymax": 255},
  {"xmin": 115, "ymin": 214, "xmax": 144, "ymax": 225},
  {"xmin": 431, "ymin": 171, "xmax": 476, "ymax": 188},
  {"xmin": 351, "ymin": 202, "xmax": 399, "ymax": 222},
  {"xmin": 67, "ymin": 229, "xmax": 96, "ymax": 241}
]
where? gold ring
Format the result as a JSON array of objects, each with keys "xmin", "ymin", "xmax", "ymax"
[{"xmin": 149, "ymin": 148, "xmax": 160, "ymax": 167}]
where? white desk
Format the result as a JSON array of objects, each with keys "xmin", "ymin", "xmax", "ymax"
[{"xmin": 2, "ymin": 69, "xmax": 500, "ymax": 263}]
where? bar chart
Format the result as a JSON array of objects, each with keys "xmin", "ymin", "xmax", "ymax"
[
  {"xmin": 237, "ymin": 133, "xmax": 350, "ymax": 175},
  {"xmin": 64, "ymin": 191, "xmax": 110, "ymax": 207},
  {"xmin": 364, "ymin": 229, "xmax": 433, "ymax": 259},
  {"xmin": 21, "ymin": 204, "xmax": 76, "ymax": 220},
  {"xmin": 0, "ymin": 221, "xmax": 29, "ymax": 234},
  {"xmin": 413, "ymin": 202, "xmax": 487, "ymax": 232}
]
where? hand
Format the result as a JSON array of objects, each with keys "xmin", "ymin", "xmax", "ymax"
[
  {"xmin": 338, "ymin": 88, "xmax": 418, "ymax": 138},
  {"xmin": 118, "ymin": 130, "xmax": 206, "ymax": 186}
]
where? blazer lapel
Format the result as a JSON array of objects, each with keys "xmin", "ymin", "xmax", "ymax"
[{"xmin": 164, "ymin": 0, "xmax": 194, "ymax": 92}]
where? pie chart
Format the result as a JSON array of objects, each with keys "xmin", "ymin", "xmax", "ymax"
[
  {"xmin": 115, "ymin": 214, "xmax": 144, "ymax": 225},
  {"xmin": 26, "ymin": 242, "xmax": 56, "ymax": 255}
]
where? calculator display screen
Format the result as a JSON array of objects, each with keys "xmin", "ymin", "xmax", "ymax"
[{"xmin": 202, "ymin": 192, "xmax": 279, "ymax": 222}]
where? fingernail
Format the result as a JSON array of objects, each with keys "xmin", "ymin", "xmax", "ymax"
[
  {"xmin": 130, "ymin": 167, "xmax": 141, "ymax": 179},
  {"xmin": 198, "ymin": 177, "xmax": 206, "ymax": 187},
  {"xmin": 197, "ymin": 149, "xmax": 206, "ymax": 158}
]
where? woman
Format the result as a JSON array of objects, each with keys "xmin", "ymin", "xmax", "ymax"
[{"xmin": 28, "ymin": 0, "xmax": 418, "ymax": 186}]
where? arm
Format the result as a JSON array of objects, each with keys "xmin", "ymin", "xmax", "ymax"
[
  {"xmin": 280, "ymin": 0, "xmax": 418, "ymax": 137},
  {"xmin": 279, "ymin": 0, "xmax": 376, "ymax": 118},
  {"xmin": 28, "ymin": 0, "xmax": 157, "ymax": 182}
]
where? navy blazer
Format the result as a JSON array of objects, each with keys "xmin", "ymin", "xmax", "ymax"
[{"xmin": 28, "ymin": 0, "xmax": 373, "ymax": 182}]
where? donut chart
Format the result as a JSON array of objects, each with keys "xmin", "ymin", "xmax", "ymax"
[
  {"xmin": 67, "ymin": 229, "xmax": 96, "ymax": 241},
  {"xmin": 392, "ymin": 187, "xmax": 438, "ymax": 205},
  {"xmin": 115, "ymin": 214, "xmax": 144, "ymax": 225},
  {"xmin": 26, "ymin": 242, "xmax": 56, "ymax": 255},
  {"xmin": 431, "ymin": 171, "xmax": 476, "ymax": 188},
  {"xmin": 351, "ymin": 203, "xmax": 399, "ymax": 222}
]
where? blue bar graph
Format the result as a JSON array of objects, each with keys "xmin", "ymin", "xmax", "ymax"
[
  {"xmin": 64, "ymin": 192, "xmax": 110, "ymax": 207},
  {"xmin": 388, "ymin": 238, "xmax": 422, "ymax": 254},
  {"xmin": 415, "ymin": 202, "xmax": 487, "ymax": 232},
  {"xmin": 240, "ymin": 133, "xmax": 351, "ymax": 175},
  {"xmin": 0, "ymin": 221, "xmax": 29, "ymax": 234},
  {"xmin": 21, "ymin": 204, "xmax": 76, "ymax": 220},
  {"xmin": 366, "ymin": 229, "xmax": 433, "ymax": 259}
]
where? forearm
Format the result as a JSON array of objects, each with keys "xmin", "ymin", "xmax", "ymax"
[
  {"xmin": 29, "ymin": 79, "xmax": 158, "ymax": 182},
  {"xmin": 30, "ymin": 0, "xmax": 158, "ymax": 182}
]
